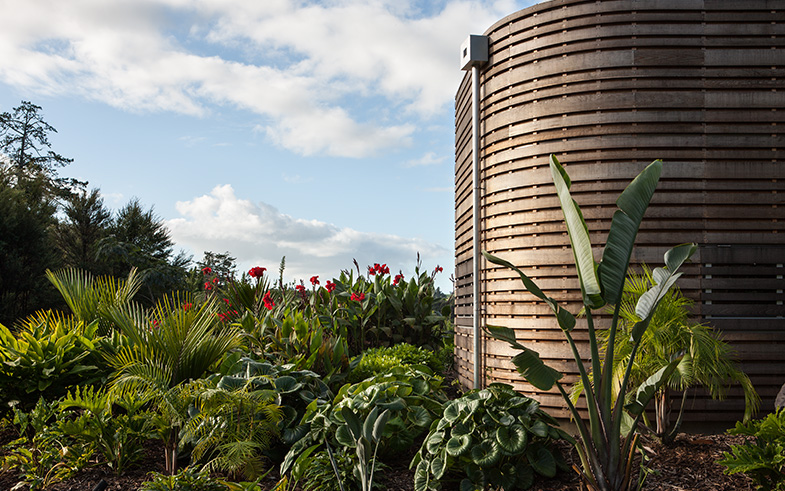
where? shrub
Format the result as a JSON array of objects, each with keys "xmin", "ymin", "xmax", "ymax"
[
  {"xmin": 348, "ymin": 343, "xmax": 444, "ymax": 383},
  {"xmin": 281, "ymin": 366, "xmax": 446, "ymax": 484},
  {"xmin": 718, "ymin": 408, "xmax": 785, "ymax": 490},
  {"xmin": 411, "ymin": 383, "xmax": 569, "ymax": 491}
]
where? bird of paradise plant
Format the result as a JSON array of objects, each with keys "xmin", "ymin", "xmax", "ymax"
[{"xmin": 484, "ymin": 155, "xmax": 697, "ymax": 490}]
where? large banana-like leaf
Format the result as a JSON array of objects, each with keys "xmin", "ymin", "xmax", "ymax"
[
  {"xmin": 625, "ymin": 352, "xmax": 684, "ymax": 416},
  {"xmin": 598, "ymin": 160, "xmax": 662, "ymax": 306},
  {"xmin": 549, "ymin": 155, "xmax": 604, "ymax": 309},
  {"xmin": 482, "ymin": 251, "xmax": 575, "ymax": 332},
  {"xmin": 631, "ymin": 243, "xmax": 698, "ymax": 343},
  {"xmin": 510, "ymin": 345, "xmax": 563, "ymax": 391}
]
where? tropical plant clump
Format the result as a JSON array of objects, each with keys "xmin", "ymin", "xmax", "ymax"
[
  {"xmin": 572, "ymin": 265, "xmax": 759, "ymax": 444},
  {"xmin": 485, "ymin": 155, "xmax": 699, "ymax": 490}
]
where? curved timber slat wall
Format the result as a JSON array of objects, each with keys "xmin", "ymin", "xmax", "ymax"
[{"xmin": 454, "ymin": 0, "xmax": 785, "ymax": 422}]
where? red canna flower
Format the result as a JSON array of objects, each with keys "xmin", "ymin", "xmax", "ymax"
[
  {"xmin": 223, "ymin": 298, "xmax": 230, "ymax": 305},
  {"xmin": 263, "ymin": 291, "xmax": 275, "ymax": 310},
  {"xmin": 393, "ymin": 274, "xmax": 404, "ymax": 286},
  {"xmin": 204, "ymin": 281, "xmax": 212, "ymax": 291},
  {"xmin": 325, "ymin": 280, "xmax": 336, "ymax": 292},
  {"xmin": 368, "ymin": 263, "xmax": 390, "ymax": 276},
  {"xmin": 310, "ymin": 275, "xmax": 319, "ymax": 286},
  {"xmin": 202, "ymin": 267, "xmax": 212, "ymax": 275},
  {"xmin": 212, "ymin": 277, "xmax": 219, "ymax": 284},
  {"xmin": 351, "ymin": 292, "xmax": 365, "ymax": 302},
  {"xmin": 295, "ymin": 284, "xmax": 306, "ymax": 293},
  {"xmin": 434, "ymin": 265, "xmax": 443, "ymax": 274},
  {"xmin": 248, "ymin": 266, "xmax": 266, "ymax": 278},
  {"xmin": 182, "ymin": 302, "xmax": 193, "ymax": 311}
]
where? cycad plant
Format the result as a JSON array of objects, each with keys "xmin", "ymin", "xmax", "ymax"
[
  {"xmin": 572, "ymin": 266, "xmax": 759, "ymax": 444},
  {"xmin": 181, "ymin": 380, "xmax": 283, "ymax": 480},
  {"xmin": 107, "ymin": 294, "xmax": 242, "ymax": 474},
  {"xmin": 484, "ymin": 155, "xmax": 697, "ymax": 490}
]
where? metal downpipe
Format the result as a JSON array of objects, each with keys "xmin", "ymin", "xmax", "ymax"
[{"xmin": 471, "ymin": 65, "xmax": 482, "ymax": 389}]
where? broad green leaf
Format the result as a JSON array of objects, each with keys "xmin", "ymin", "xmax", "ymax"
[
  {"xmin": 372, "ymin": 409, "xmax": 390, "ymax": 442},
  {"xmin": 510, "ymin": 349, "xmax": 562, "ymax": 391},
  {"xmin": 427, "ymin": 431, "xmax": 446, "ymax": 454},
  {"xmin": 549, "ymin": 155, "xmax": 604, "ymax": 309},
  {"xmin": 665, "ymin": 243, "xmax": 699, "ymax": 273},
  {"xmin": 413, "ymin": 460, "xmax": 430, "ymax": 491},
  {"xmin": 527, "ymin": 446, "xmax": 556, "ymax": 477},
  {"xmin": 471, "ymin": 440, "xmax": 501, "ymax": 468},
  {"xmin": 341, "ymin": 407, "xmax": 362, "ymax": 440},
  {"xmin": 443, "ymin": 401, "xmax": 462, "ymax": 423},
  {"xmin": 431, "ymin": 455, "xmax": 446, "ymax": 479},
  {"xmin": 446, "ymin": 434, "xmax": 472, "ymax": 456},
  {"xmin": 515, "ymin": 463, "xmax": 534, "ymax": 489},
  {"xmin": 496, "ymin": 424, "xmax": 528, "ymax": 454},
  {"xmin": 484, "ymin": 323, "xmax": 522, "ymax": 349},
  {"xmin": 529, "ymin": 420, "xmax": 549, "ymax": 438},
  {"xmin": 599, "ymin": 160, "xmax": 662, "ymax": 305},
  {"xmin": 625, "ymin": 352, "xmax": 684, "ymax": 416}
]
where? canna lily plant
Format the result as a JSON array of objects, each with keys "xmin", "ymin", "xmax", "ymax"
[{"xmin": 483, "ymin": 154, "xmax": 697, "ymax": 491}]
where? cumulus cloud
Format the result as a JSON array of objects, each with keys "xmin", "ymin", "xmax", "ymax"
[
  {"xmin": 0, "ymin": 0, "xmax": 528, "ymax": 157},
  {"xmin": 167, "ymin": 184, "xmax": 448, "ymax": 283}
]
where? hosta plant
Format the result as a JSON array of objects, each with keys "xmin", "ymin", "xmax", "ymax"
[
  {"xmin": 411, "ymin": 383, "xmax": 569, "ymax": 491},
  {"xmin": 718, "ymin": 408, "xmax": 785, "ymax": 490},
  {"xmin": 0, "ymin": 311, "xmax": 103, "ymax": 410},
  {"xmin": 484, "ymin": 155, "xmax": 697, "ymax": 490}
]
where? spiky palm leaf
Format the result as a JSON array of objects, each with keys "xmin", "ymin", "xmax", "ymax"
[
  {"xmin": 572, "ymin": 265, "xmax": 759, "ymax": 438},
  {"xmin": 105, "ymin": 293, "xmax": 243, "ymax": 474},
  {"xmin": 182, "ymin": 382, "xmax": 282, "ymax": 480},
  {"xmin": 47, "ymin": 267, "xmax": 142, "ymax": 334}
]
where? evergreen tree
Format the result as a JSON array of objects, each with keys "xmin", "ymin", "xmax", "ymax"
[
  {"xmin": 52, "ymin": 188, "xmax": 111, "ymax": 274},
  {"xmin": 99, "ymin": 198, "xmax": 190, "ymax": 304}
]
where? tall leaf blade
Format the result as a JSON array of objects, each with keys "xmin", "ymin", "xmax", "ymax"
[
  {"xmin": 599, "ymin": 160, "xmax": 662, "ymax": 305},
  {"xmin": 549, "ymin": 155, "xmax": 603, "ymax": 309}
]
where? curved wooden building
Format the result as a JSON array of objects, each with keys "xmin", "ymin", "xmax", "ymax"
[{"xmin": 454, "ymin": 0, "xmax": 785, "ymax": 423}]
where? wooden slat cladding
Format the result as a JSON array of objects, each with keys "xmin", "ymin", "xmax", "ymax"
[{"xmin": 454, "ymin": 0, "xmax": 785, "ymax": 423}]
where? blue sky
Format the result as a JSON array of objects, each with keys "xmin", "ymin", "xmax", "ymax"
[{"xmin": 0, "ymin": 0, "xmax": 537, "ymax": 291}]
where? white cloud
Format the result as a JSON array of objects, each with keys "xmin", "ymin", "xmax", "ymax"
[
  {"xmin": 167, "ymin": 184, "xmax": 448, "ymax": 283},
  {"xmin": 405, "ymin": 151, "xmax": 447, "ymax": 167},
  {"xmin": 0, "ymin": 0, "xmax": 529, "ymax": 157}
]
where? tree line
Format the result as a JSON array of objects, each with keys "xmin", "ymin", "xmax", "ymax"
[{"xmin": 0, "ymin": 101, "xmax": 223, "ymax": 325}]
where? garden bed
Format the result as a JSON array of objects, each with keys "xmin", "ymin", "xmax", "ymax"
[{"xmin": 0, "ymin": 429, "xmax": 755, "ymax": 490}]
